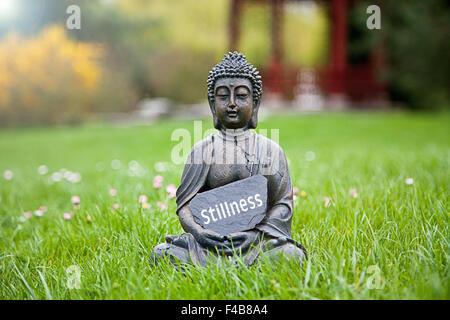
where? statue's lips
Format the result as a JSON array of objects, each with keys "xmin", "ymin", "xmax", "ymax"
[{"xmin": 227, "ymin": 111, "xmax": 238, "ymax": 118}]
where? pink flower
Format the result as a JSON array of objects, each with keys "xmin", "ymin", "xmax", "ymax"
[
  {"xmin": 153, "ymin": 175, "xmax": 163, "ymax": 188},
  {"xmin": 112, "ymin": 203, "xmax": 119, "ymax": 210},
  {"xmin": 109, "ymin": 188, "xmax": 117, "ymax": 196},
  {"xmin": 157, "ymin": 201, "xmax": 168, "ymax": 210},
  {"xmin": 24, "ymin": 211, "xmax": 32, "ymax": 219},
  {"xmin": 349, "ymin": 188, "xmax": 358, "ymax": 198},
  {"xmin": 63, "ymin": 213, "xmax": 72, "ymax": 220},
  {"xmin": 39, "ymin": 206, "xmax": 47, "ymax": 213},
  {"xmin": 138, "ymin": 194, "xmax": 148, "ymax": 203},
  {"xmin": 153, "ymin": 181, "xmax": 162, "ymax": 188},
  {"xmin": 293, "ymin": 187, "xmax": 299, "ymax": 195},
  {"xmin": 71, "ymin": 196, "xmax": 80, "ymax": 204},
  {"xmin": 323, "ymin": 196, "xmax": 332, "ymax": 208},
  {"xmin": 166, "ymin": 184, "xmax": 177, "ymax": 199}
]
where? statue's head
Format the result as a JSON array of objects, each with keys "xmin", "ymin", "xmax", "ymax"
[{"xmin": 207, "ymin": 52, "xmax": 262, "ymax": 130}]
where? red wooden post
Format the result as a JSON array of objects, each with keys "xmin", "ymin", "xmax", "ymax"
[
  {"xmin": 229, "ymin": 0, "xmax": 242, "ymax": 51},
  {"xmin": 329, "ymin": 0, "xmax": 348, "ymax": 94}
]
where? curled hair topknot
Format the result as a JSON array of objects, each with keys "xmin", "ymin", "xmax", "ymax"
[{"xmin": 207, "ymin": 51, "xmax": 263, "ymax": 102}]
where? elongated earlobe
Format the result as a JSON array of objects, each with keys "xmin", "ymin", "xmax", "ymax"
[
  {"xmin": 208, "ymin": 98, "xmax": 221, "ymax": 130},
  {"xmin": 248, "ymin": 99, "xmax": 260, "ymax": 129}
]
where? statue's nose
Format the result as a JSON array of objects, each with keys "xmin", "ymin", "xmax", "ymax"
[{"xmin": 229, "ymin": 95, "xmax": 236, "ymax": 108}]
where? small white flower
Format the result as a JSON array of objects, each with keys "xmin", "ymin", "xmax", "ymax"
[
  {"xmin": 154, "ymin": 162, "xmax": 170, "ymax": 172},
  {"xmin": 96, "ymin": 162, "xmax": 105, "ymax": 172},
  {"xmin": 111, "ymin": 159, "xmax": 121, "ymax": 170},
  {"xmin": 323, "ymin": 196, "xmax": 332, "ymax": 208},
  {"xmin": 38, "ymin": 165, "xmax": 48, "ymax": 175},
  {"xmin": 305, "ymin": 151, "xmax": 316, "ymax": 162},
  {"xmin": 69, "ymin": 173, "xmax": 81, "ymax": 183},
  {"xmin": 51, "ymin": 172, "xmax": 62, "ymax": 182},
  {"xmin": 405, "ymin": 178, "xmax": 414, "ymax": 185},
  {"xmin": 63, "ymin": 171, "xmax": 73, "ymax": 179},
  {"xmin": 128, "ymin": 160, "xmax": 139, "ymax": 169},
  {"xmin": 4, "ymin": 170, "xmax": 13, "ymax": 180},
  {"xmin": 34, "ymin": 210, "xmax": 44, "ymax": 217}
]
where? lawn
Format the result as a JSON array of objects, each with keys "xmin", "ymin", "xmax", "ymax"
[{"xmin": 0, "ymin": 112, "xmax": 448, "ymax": 299}]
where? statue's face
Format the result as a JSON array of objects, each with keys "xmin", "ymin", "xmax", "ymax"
[{"xmin": 214, "ymin": 77, "xmax": 254, "ymax": 129}]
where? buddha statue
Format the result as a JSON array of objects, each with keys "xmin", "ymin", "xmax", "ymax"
[{"xmin": 151, "ymin": 52, "xmax": 307, "ymax": 267}]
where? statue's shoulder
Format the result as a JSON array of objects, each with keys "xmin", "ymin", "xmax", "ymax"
[
  {"xmin": 185, "ymin": 134, "xmax": 214, "ymax": 165},
  {"xmin": 190, "ymin": 134, "xmax": 214, "ymax": 152}
]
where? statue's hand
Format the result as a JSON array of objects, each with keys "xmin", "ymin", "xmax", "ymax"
[
  {"xmin": 221, "ymin": 230, "xmax": 261, "ymax": 254},
  {"xmin": 192, "ymin": 226, "xmax": 227, "ymax": 249}
]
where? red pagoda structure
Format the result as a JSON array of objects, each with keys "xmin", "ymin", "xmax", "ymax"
[{"xmin": 228, "ymin": 0, "xmax": 387, "ymax": 109}]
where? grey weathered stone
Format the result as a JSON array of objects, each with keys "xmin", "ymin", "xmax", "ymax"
[{"xmin": 190, "ymin": 175, "xmax": 267, "ymax": 236}]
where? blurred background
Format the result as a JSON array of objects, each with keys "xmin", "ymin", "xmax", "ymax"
[{"xmin": 0, "ymin": 0, "xmax": 449, "ymax": 126}]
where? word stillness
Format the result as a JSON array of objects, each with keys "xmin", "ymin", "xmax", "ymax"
[
  {"xmin": 200, "ymin": 193, "xmax": 263, "ymax": 225},
  {"xmin": 190, "ymin": 175, "xmax": 268, "ymax": 236}
]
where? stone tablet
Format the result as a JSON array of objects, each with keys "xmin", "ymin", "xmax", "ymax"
[{"xmin": 190, "ymin": 175, "xmax": 268, "ymax": 236}]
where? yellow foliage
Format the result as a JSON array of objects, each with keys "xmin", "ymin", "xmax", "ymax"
[{"xmin": 0, "ymin": 25, "xmax": 103, "ymax": 124}]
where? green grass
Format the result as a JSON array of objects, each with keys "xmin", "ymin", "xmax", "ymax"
[{"xmin": 0, "ymin": 112, "xmax": 448, "ymax": 299}]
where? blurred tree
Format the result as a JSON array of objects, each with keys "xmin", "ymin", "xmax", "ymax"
[
  {"xmin": 0, "ymin": 0, "xmax": 66, "ymax": 37},
  {"xmin": 0, "ymin": 0, "xmax": 334, "ymax": 116},
  {"xmin": 383, "ymin": 0, "xmax": 450, "ymax": 110},
  {"xmin": 0, "ymin": 25, "xmax": 135, "ymax": 125},
  {"xmin": 348, "ymin": 1, "xmax": 380, "ymax": 64},
  {"xmin": 113, "ymin": 0, "xmax": 228, "ymax": 101},
  {"xmin": 146, "ymin": 47, "xmax": 217, "ymax": 104},
  {"xmin": 283, "ymin": 1, "xmax": 329, "ymax": 66},
  {"xmin": 350, "ymin": 0, "xmax": 450, "ymax": 110}
]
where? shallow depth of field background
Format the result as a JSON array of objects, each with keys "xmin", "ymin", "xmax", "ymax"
[{"xmin": 0, "ymin": 0, "xmax": 449, "ymax": 299}]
